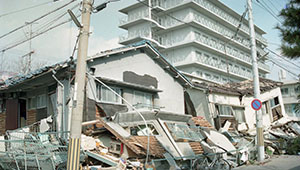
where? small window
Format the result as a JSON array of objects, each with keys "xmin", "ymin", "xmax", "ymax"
[
  {"xmin": 97, "ymin": 85, "xmax": 122, "ymax": 104},
  {"xmin": 270, "ymin": 97, "xmax": 279, "ymax": 108},
  {"xmin": 215, "ymin": 104, "xmax": 234, "ymax": 116},
  {"xmin": 133, "ymin": 91, "xmax": 153, "ymax": 108},
  {"xmin": 261, "ymin": 101, "xmax": 269, "ymax": 115},
  {"xmin": 281, "ymin": 88, "xmax": 289, "ymax": 95},
  {"xmin": 37, "ymin": 95, "xmax": 46, "ymax": 109},
  {"xmin": 295, "ymin": 86, "xmax": 300, "ymax": 93},
  {"xmin": 28, "ymin": 97, "xmax": 37, "ymax": 109}
]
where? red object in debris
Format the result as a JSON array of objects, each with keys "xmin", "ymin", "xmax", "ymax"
[{"xmin": 120, "ymin": 143, "xmax": 124, "ymax": 155}]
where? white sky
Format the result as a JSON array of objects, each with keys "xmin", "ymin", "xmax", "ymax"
[{"xmin": 0, "ymin": 0, "xmax": 299, "ymax": 81}]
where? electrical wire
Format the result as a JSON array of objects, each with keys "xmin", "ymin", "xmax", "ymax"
[
  {"xmin": 266, "ymin": 47, "xmax": 300, "ymax": 69},
  {"xmin": 0, "ymin": 0, "xmax": 76, "ymax": 40},
  {"xmin": 265, "ymin": 0, "xmax": 281, "ymax": 13},
  {"xmin": 254, "ymin": 0, "xmax": 282, "ymax": 24},
  {"xmin": 1, "ymin": 13, "xmax": 80, "ymax": 53},
  {"xmin": 0, "ymin": 1, "xmax": 53, "ymax": 18},
  {"xmin": 267, "ymin": 58, "xmax": 299, "ymax": 78}
]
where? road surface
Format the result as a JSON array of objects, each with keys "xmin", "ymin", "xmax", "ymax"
[{"xmin": 233, "ymin": 155, "xmax": 300, "ymax": 170}]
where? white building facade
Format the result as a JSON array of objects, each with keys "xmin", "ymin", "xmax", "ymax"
[
  {"xmin": 281, "ymin": 80, "xmax": 300, "ymax": 119},
  {"xmin": 119, "ymin": 0, "xmax": 270, "ymax": 84}
]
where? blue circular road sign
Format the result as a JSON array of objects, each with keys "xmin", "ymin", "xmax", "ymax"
[{"xmin": 251, "ymin": 99, "xmax": 262, "ymax": 111}]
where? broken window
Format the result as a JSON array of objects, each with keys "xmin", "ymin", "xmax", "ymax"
[
  {"xmin": 97, "ymin": 85, "xmax": 122, "ymax": 104},
  {"xmin": 132, "ymin": 91, "xmax": 153, "ymax": 108},
  {"xmin": 215, "ymin": 104, "xmax": 234, "ymax": 116},
  {"xmin": 270, "ymin": 96, "xmax": 279, "ymax": 108},
  {"xmin": 129, "ymin": 124, "xmax": 159, "ymax": 136},
  {"xmin": 165, "ymin": 122, "xmax": 203, "ymax": 142}
]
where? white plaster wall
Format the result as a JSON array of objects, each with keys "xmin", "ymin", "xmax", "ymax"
[
  {"xmin": 208, "ymin": 93, "xmax": 241, "ymax": 106},
  {"xmin": 89, "ymin": 51, "xmax": 185, "ymax": 114},
  {"xmin": 243, "ymin": 88, "xmax": 287, "ymax": 130}
]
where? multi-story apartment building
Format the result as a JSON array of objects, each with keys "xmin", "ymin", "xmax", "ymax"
[
  {"xmin": 281, "ymin": 80, "xmax": 300, "ymax": 118},
  {"xmin": 119, "ymin": 0, "xmax": 270, "ymax": 84}
]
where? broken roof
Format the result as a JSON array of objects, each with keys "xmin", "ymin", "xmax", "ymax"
[
  {"xmin": 191, "ymin": 116, "xmax": 214, "ymax": 129},
  {"xmin": 97, "ymin": 118, "xmax": 166, "ymax": 158},
  {"xmin": 0, "ymin": 60, "xmax": 69, "ymax": 91},
  {"xmin": 0, "ymin": 40, "xmax": 194, "ymax": 92},
  {"xmin": 193, "ymin": 78, "xmax": 282, "ymax": 96}
]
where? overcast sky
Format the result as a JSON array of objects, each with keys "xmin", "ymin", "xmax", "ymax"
[{"xmin": 0, "ymin": 0, "xmax": 299, "ymax": 81}]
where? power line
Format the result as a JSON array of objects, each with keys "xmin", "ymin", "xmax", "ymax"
[
  {"xmin": 265, "ymin": 0, "xmax": 280, "ymax": 13},
  {"xmin": 1, "ymin": 14, "xmax": 80, "ymax": 53},
  {"xmin": 254, "ymin": 0, "xmax": 282, "ymax": 24},
  {"xmin": 0, "ymin": 0, "xmax": 75, "ymax": 40},
  {"xmin": 0, "ymin": 1, "xmax": 53, "ymax": 18},
  {"xmin": 266, "ymin": 47, "xmax": 300, "ymax": 69},
  {"xmin": 267, "ymin": 58, "xmax": 299, "ymax": 78}
]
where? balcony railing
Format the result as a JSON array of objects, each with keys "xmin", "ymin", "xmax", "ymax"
[
  {"xmin": 150, "ymin": 0, "xmax": 267, "ymax": 45},
  {"xmin": 119, "ymin": 30, "xmax": 151, "ymax": 43}
]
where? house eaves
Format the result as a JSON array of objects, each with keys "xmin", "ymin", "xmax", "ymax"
[
  {"xmin": 0, "ymin": 61, "xmax": 69, "ymax": 92},
  {"xmin": 97, "ymin": 77, "xmax": 162, "ymax": 93}
]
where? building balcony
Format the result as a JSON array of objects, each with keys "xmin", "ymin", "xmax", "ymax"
[
  {"xmin": 150, "ymin": 0, "xmax": 267, "ymax": 45},
  {"xmin": 119, "ymin": 32, "xmax": 150, "ymax": 44}
]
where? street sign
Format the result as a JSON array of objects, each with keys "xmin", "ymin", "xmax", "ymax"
[{"xmin": 251, "ymin": 99, "xmax": 262, "ymax": 111}]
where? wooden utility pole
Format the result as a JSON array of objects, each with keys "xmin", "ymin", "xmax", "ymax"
[
  {"xmin": 67, "ymin": 0, "xmax": 92, "ymax": 169},
  {"xmin": 247, "ymin": 0, "xmax": 264, "ymax": 162}
]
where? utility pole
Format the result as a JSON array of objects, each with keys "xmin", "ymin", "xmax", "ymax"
[
  {"xmin": 247, "ymin": 0, "xmax": 264, "ymax": 162},
  {"xmin": 25, "ymin": 22, "xmax": 36, "ymax": 73},
  {"xmin": 67, "ymin": 0, "xmax": 92, "ymax": 169}
]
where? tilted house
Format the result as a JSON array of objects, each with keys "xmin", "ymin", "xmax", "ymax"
[
  {"xmin": 186, "ymin": 78, "xmax": 287, "ymax": 132},
  {"xmin": 0, "ymin": 41, "xmax": 196, "ymax": 134}
]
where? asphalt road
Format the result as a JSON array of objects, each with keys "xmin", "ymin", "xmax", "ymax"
[{"xmin": 233, "ymin": 155, "xmax": 300, "ymax": 170}]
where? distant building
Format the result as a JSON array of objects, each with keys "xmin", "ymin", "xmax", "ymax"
[
  {"xmin": 280, "ymin": 80, "xmax": 300, "ymax": 119},
  {"xmin": 119, "ymin": 0, "xmax": 270, "ymax": 84}
]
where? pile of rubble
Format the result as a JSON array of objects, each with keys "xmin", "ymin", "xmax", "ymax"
[
  {"xmin": 79, "ymin": 111, "xmax": 260, "ymax": 170},
  {"xmin": 265, "ymin": 120, "xmax": 300, "ymax": 155}
]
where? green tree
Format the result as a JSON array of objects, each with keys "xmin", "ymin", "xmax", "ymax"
[{"xmin": 276, "ymin": 0, "xmax": 300, "ymax": 59}]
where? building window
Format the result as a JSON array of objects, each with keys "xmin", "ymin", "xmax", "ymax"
[
  {"xmin": 270, "ymin": 96, "xmax": 279, "ymax": 108},
  {"xmin": 37, "ymin": 95, "xmax": 46, "ymax": 109},
  {"xmin": 28, "ymin": 97, "xmax": 37, "ymax": 109},
  {"xmin": 215, "ymin": 104, "xmax": 234, "ymax": 116},
  {"xmin": 97, "ymin": 85, "xmax": 122, "ymax": 104},
  {"xmin": 261, "ymin": 101, "xmax": 270, "ymax": 115},
  {"xmin": 133, "ymin": 91, "xmax": 153, "ymax": 108},
  {"xmin": 295, "ymin": 86, "xmax": 300, "ymax": 93},
  {"xmin": 281, "ymin": 88, "xmax": 289, "ymax": 95}
]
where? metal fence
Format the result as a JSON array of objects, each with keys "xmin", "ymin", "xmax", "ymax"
[{"xmin": 0, "ymin": 130, "xmax": 72, "ymax": 170}]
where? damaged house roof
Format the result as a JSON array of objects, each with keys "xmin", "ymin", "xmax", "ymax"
[
  {"xmin": 193, "ymin": 78, "xmax": 282, "ymax": 96},
  {"xmin": 0, "ymin": 40, "xmax": 195, "ymax": 92},
  {"xmin": 0, "ymin": 60, "xmax": 70, "ymax": 92},
  {"xmin": 97, "ymin": 118, "xmax": 166, "ymax": 158}
]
